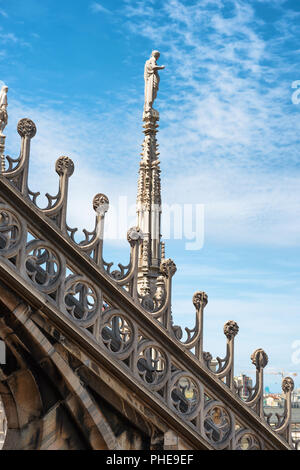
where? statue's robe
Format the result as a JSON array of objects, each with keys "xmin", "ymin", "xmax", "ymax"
[
  {"xmin": 0, "ymin": 88, "xmax": 8, "ymax": 108},
  {"xmin": 144, "ymin": 58, "xmax": 160, "ymax": 110}
]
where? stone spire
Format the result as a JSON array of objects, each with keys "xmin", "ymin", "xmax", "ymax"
[
  {"xmin": 0, "ymin": 85, "xmax": 8, "ymax": 173},
  {"xmin": 137, "ymin": 51, "xmax": 165, "ymax": 293}
]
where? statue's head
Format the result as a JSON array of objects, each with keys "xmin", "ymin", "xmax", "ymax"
[
  {"xmin": 1, "ymin": 86, "xmax": 8, "ymax": 93},
  {"xmin": 152, "ymin": 50, "xmax": 160, "ymax": 60}
]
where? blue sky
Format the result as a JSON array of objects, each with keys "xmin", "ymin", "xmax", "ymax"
[{"xmin": 1, "ymin": 0, "xmax": 300, "ymax": 392}]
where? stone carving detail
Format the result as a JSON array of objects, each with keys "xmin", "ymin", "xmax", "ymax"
[
  {"xmin": 55, "ymin": 156, "xmax": 74, "ymax": 177},
  {"xmin": 25, "ymin": 242, "xmax": 61, "ymax": 291},
  {"xmin": 204, "ymin": 404, "xmax": 232, "ymax": 446},
  {"xmin": 161, "ymin": 241, "xmax": 165, "ymax": 259},
  {"xmin": 251, "ymin": 348, "xmax": 268, "ymax": 370},
  {"xmin": 101, "ymin": 313, "xmax": 134, "ymax": 356},
  {"xmin": 127, "ymin": 226, "xmax": 143, "ymax": 245},
  {"xmin": 17, "ymin": 118, "xmax": 37, "ymax": 139},
  {"xmin": 192, "ymin": 291, "xmax": 208, "ymax": 309},
  {"xmin": 160, "ymin": 258, "xmax": 177, "ymax": 278},
  {"xmin": 169, "ymin": 373, "xmax": 201, "ymax": 420},
  {"xmin": 142, "ymin": 239, "xmax": 149, "ymax": 264},
  {"xmin": 0, "ymin": 85, "xmax": 8, "ymax": 135},
  {"xmin": 64, "ymin": 276, "xmax": 99, "ymax": 326},
  {"xmin": 282, "ymin": 376, "xmax": 294, "ymax": 393},
  {"xmin": 235, "ymin": 431, "xmax": 262, "ymax": 450},
  {"xmin": 203, "ymin": 351, "xmax": 213, "ymax": 363},
  {"xmin": 137, "ymin": 342, "xmax": 169, "ymax": 390},
  {"xmin": 144, "ymin": 50, "xmax": 165, "ymax": 112},
  {"xmin": 0, "ymin": 209, "xmax": 22, "ymax": 256},
  {"xmin": 223, "ymin": 320, "xmax": 239, "ymax": 340},
  {"xmin": 0, "ymin": 86, "xmax": 9, "ymax": 173},
  {"xmin": 93, "ymin": 193, "xmax": 109, "ymax": 214}
]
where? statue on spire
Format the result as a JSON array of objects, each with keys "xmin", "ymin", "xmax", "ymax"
[
  {"xmin": 0, "ymin": 85, "xmax": 8, "ymax": 136},
  {"xmin": 144, "ymin": 51, "xmax": 165, "ymax": 113},
  {"xmin": 138, "ymin": 52, "xmax": 165, "ymax": 292},
  {"xmin": 0, "ymin": 85, "xmax": 8, "ymax": 173}
]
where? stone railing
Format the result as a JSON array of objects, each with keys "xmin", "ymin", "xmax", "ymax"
[{"xmin": 0, "ymin": 117, "xmax": 294, "ymax": 450}]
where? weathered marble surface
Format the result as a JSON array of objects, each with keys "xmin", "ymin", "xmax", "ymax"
[
  {"xmin": 144, "ymin": 50, "xmax": 165, "ymax": 112},
  {"xmin": 0, "ymin": 399, "xmax": 6, "ymax": 449}
]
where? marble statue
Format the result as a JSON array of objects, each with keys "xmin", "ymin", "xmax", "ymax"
[
  {"xmin": 144, "ymin": 51, "xmax": 165, "ymax": 112},
  {"xmin": 0, "ymin": 85, "xmax": 8, "ymax": 135}
]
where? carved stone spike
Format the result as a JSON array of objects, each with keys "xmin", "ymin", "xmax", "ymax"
[
  {"xmin": 251, "ymin": 348, "xmax": 268, "ymax": 369},
  {"xmin": 223, "ymin": 320, "xmax": 239, "ymax": 340},
  {"xmin": 127, "ymin": 226, "xmax": 144, "ymax": 245},
  {"xmin": 160, "ymin": 258, "xmax": 177, "ymax": 278},
  {"xmin": 282, "ymin": 376, "xmax": 294, "ymax": 393},
  {"xmin": 93, "ymin": 193, "xmax": 109, "ymax": 215},
  {"xmin": 17, "ymin": 118, "xmax": 37, "ymax": 139},
  {"xmin": 192, "ymin": 291, "xmax": 208, "ymax": 309},
  {"xmin": 55, "ymin": 156, "xmax": 74, "ymax": 177}
]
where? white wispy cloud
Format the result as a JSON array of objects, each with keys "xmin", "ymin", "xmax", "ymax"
[
  {"xmin": 0, "ymin": 31, "xmax": 18, "ymax": 43},
  {"xmin": 0, "ymin": 26, "xmax": 31, "ymax": 48},
  {"xmin": 122, "ymin": 0, "xmax": 300, "ymax": 167},
  {"xmin": 2, "ymin": 0, "xmax": 299, "ymax": 251},
  {"xmin": 117, "ymin": 0, "xmax": 300, "ymax": 247},
  {"xmin": 89, "ymin": 2, "xmax": 111, "ymax": 14}
]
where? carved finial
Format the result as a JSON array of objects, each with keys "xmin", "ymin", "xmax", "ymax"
[
  {"xmin": 93, "ymin": 193, "xmax": 109, "ymax": 215},
  {"xmin": 251, "ymin": 348, "xmax": 268, "ymax": 370},
  {"xmin": 223, "ymin": 320, "xmax": 239, "ymax": 340},
  {"xmin": 127, "ymin": 226, "xmax": 144, "ymax": 245},
  {"xmin": 282, "ymin": 376, "xmax": 294, "ymax": 394},
  {"xmin": 55, "ymin": 156, "xmax": 74, "ymax": 177},
  {"xmin": 144, "ymin": 50, "xmax": 165, "ymax": 114},
  {"xmin": 17, "ymin": 118, "xmax": 37, "ymax": 139},
  {"xmin": 160, "ymin": 258, "xmax": 177, "ymax": 278},
  {"xmin": 192, "ymin": 291, "xmax": 208, "ymax": 310}
]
